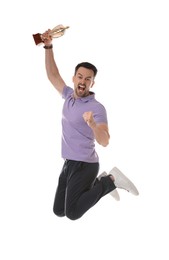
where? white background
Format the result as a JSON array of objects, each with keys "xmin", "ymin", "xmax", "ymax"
[{"xmin": 0, "ymin": 0, "xmax": 169, "ymax": 259}]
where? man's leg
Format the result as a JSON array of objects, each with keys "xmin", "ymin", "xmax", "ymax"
[
  {"xmin": 65, "ymin": 161, "xmax": 116, "ymax": 220},
  {"xmin": 53, "ymin": 160, "xmax": 68, "ymax": 217}
]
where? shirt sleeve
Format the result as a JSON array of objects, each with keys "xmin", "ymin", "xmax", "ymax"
[
  {"xmin": 94, "ymin": 104, "xmax": 108, "ymax": 125},
  {"xmin": 62, "ymin": 86, "xmax": 74, "ymax": 100}
]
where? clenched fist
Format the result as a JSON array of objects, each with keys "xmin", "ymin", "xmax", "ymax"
[{"xmin": 83, "ymin": 111, "xmax": 96, "ymax": 128}]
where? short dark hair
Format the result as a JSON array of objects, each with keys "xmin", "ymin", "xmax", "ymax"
[{"xmin": 74, "ymin": 62, "xmax": 98, "ymax": 77}]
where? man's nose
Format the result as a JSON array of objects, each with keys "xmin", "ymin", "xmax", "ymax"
[{"xmin": 80, "ymin": 79, "xmax": 85, "ymax": 85}]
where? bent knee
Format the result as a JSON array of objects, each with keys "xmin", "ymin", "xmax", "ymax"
[
  {"xmin": 53, "ymin": 207, "xmax": 65, "ymax": 217},
  {"xmin": 65, "ymin": 208, "xmax": 82, "ymax": 221}
]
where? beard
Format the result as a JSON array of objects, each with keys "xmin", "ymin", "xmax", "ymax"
[{"xmin": 75, "ymin": 85, "xmax": 89, "ymax": 97}]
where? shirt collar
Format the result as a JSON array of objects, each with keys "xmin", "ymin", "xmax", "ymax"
[{"xmin": 71, "ymin": 92, "xmax": 95, "ymax": 103}]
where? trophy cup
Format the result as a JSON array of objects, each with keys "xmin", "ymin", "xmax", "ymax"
[{"xmin": 33, "ymin": 24, "xmax": 69, "ymax": 45}]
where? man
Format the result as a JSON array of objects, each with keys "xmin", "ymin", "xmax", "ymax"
[{"xmin": 41, "ymin": 30, "xmax": 139, "ymax": 221}]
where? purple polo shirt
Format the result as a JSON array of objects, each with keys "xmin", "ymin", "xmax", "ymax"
[{"xmin": 61, "ymin": 86, "xmax": 108, "ymax": 163}]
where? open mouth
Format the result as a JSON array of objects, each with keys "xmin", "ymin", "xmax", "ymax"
[{"xmin": 78, "ymin": 85, "xmax": 86, "ymax": 91}]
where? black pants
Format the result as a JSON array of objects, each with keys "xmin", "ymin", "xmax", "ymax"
[{"xmin": 53, "ymin": 160, "xmax": 116, "ymax": 220}]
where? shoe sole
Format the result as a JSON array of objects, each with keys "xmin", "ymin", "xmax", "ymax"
[
  {"xmin": 109, "ymin": 189, "xmax": 120, "ymax": 201},
  {"xmin": 110, "ymin": 167, "xmax": 139, "ymax": 196}
]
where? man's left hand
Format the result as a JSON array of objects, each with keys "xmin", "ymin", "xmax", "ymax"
[{"xmin": 83, "ymin": 111, "xmax": 96, "ymax": 128}]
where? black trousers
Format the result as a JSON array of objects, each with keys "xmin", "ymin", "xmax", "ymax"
[{"xmin": 53, "ymin": 160, "xmax": 116, "ymax": 220}]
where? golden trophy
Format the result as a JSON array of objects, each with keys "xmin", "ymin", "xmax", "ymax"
[{"xmin": 33, "ymin": 24, "xmax": 69, "ymax": 45}]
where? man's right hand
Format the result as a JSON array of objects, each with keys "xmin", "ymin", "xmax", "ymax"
[{"xmin": 41, "ymin": 29, "xmax": 53, "ymax": 46}]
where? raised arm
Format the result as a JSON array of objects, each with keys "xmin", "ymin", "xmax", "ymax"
[{"xmin": 42, "ymin": 30, "xmax": 66, "ymax": 95}]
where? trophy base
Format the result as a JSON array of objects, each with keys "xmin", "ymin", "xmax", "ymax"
[{"xmin": 32, "ymin": 33, "xmax": 43, "ymax": 45}]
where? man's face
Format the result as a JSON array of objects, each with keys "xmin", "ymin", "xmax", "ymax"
[{"xmin": 72, "ymin": 67, "xmax": 95, "ymax": 98}]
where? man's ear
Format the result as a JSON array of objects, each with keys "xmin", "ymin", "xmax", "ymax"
[{"xmin": 91, "ymin": 81, "xmax": 95, "ymax": 88}]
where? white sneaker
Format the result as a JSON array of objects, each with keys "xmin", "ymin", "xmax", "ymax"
[
  {"xmin": 109, "ymin": 167, "xmax": 139, "ymax": 195},
  {"xmin": 97, "ymin": 171, "xmax": 107, "ymax": 180},
  {"xmin": 97, "ymin": 172, "xmax": 120, "ymax": 201}
]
